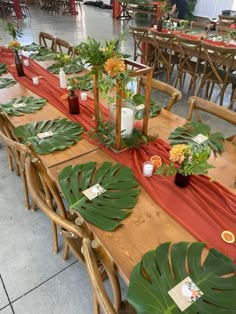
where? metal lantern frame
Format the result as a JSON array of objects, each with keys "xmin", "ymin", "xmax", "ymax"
[{"xmin": 93, "ymin": 59, "xmax": 153, "ymax": 151}]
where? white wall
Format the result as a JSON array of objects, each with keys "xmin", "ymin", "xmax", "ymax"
[{"xmin": 194, "ymin": 0, "xmax": 234, "ymax": 18}]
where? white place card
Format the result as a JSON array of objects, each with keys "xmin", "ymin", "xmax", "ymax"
[
  {"xmin": 82, "ymin": 184, "xmax": 106, "ymax": 200},
  {"xmin": 13, "ymin": 102, "xmax": 26, "ymax": 108},
  {"xmin": 192, "ymin": 133, "xmax": 208, "ymax": 144},
  {"xmin": 168, "ymin": 276, "xmax": 203, "ymax": 312},
  {"xmin": 136, "ymin": 104, "xmax": 145, "ymax": 111},
  {"xmin": 37, "ymin": 130, "xmax": 54, "ymax": 139}
]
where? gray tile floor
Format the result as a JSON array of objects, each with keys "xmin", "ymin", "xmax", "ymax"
[{"xmin": 0, "ymin": 4, "xmax": 235, "ymax": 313}]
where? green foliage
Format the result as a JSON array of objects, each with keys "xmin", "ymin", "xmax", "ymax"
[
  {"xmin": 155, "ymin": 145, "xmax": 214, "ymax": 176},
  {"xmin": 0, "ymin": 96, "xmax": 46, "ymax": 116},
  {"xmin": 0, "ymin": 78, "xmax": 16, "ymax": 89},
  {"xmin": 29, "ymin": 47, "xmax": 57, "ymax": 61},
  {"xmin": 169, "ymin": 122, "xmax": 225, "ymax": 155},
  {"xmin": 72, "ymin": 74, "xmax": 93, "ymax": 91},
  {"xmin": 0, "ymin": 64, "xmax": 8, "ymax": 75},
  {"xmin": 21, "ymin": 42, "xmax": 42, "ymax": 52},
  {"xmin": 127, "ymin": 242, "xmax": 236, "ymax": 313},
  {"xmin": 58, "ymin": 161, "xmax": 140, "ymax": 231},
  {"xmin": 47, "ymin": 59, "xmax": 83, "ymax": 74},
  {"xmin": 5, "ymin": 22, "xmax": 23, "ymax": 40},
  {"xmin": 131, "ymin": 94, "xmax": 162, "ymax": 119},
  {"xmin": 14, "ymin": 118, "xmax": 84, "ymax": 155}
]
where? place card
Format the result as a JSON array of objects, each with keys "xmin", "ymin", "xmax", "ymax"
[
  {"xmin": 168, "ymin": 276, "xmax": 203, "ymax": 312},
  {"xmin": 82, "ymin": 184, "xmax": 106, "ymax": 200},
  {"xmin": 136, "ymin": 104, "xmax": 145, "ymax": 111},
  {"xmin": 13, "ymin": 102, "xmax": 26, "ymax": 108},
  {"xmin": 37, "ymin": 130, "xmax": 54, "ymax": 139},
  {"xmin": 192, "ymin": 133, "xmax": 208, "ymax": 144}
]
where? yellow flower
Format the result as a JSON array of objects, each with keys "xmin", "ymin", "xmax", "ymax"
[
  {"xmin": 8, "ymin": 40, "xmax": 21, "ymax": 50},
  {"xmin": 104, "ymin": 57, "xmax": 126, "ymax": 77},
  {"xmin": 64, "ymin": 55, "xmax": 70, "ymax": 60},
  {"xmin": 169, "ymin": 144, "xmax": 189, "ymax": 164}
]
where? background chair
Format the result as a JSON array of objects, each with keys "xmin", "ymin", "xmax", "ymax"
[
  {"xmin": 218, "ymin": 14, "xmax": 236, "ymax": 27},
  {"xmin": 129, "ymin": 26, "xmax": 154, "ymax": 66},
  {"xmin": 137, "ymin": 76, "xmax": 182, "ymax": 111},
  {"xmin": 25, "ymin": 153, "xmax": 90, "ymax": 259},
  {"xmin": 187, "ymin": 96, "xmax": 236, "ymax": 141},
  {"xmin": 39, "ymin": 31, "xmax": 56, "ymax": 50},
  {"xmin": 174, "ymin": 35, "xmax": 203, "ymax": 95},
  {"xmin": 54, "ymin": 37, "xmax": 74, "ymax": 55},
  {"xmin": 151, "ymin": 30, "xmax": 179, "ymax": 83},
  {"xmin": 82, "ymin": 237, "xmax": 136, "ymax": 314},
  {"xmin": 197, "ymin": 42, "xmax": 236, "ymax": 106}
]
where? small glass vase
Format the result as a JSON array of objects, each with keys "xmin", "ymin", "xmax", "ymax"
[
  {"xmin": 68, "ymin": 90, "xmax": 80, "ymax": 114},
  {"xmin": 174, "ymin": 172, "xmax": 191, "ymax": 188}
]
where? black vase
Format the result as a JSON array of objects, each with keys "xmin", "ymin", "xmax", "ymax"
[
  {"xmin": 14, "ymin": 50, "xmax": 25, "ymax": 77},
  {"xmin": 68, "ymin": 90, "xmax": 80, "ymax": 114},
  {"xmin": 174, "ymin": 173, "xmax": 191, "ymax": 188}
]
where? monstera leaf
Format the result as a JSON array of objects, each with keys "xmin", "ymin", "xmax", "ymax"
[
  {"xmin": 21, "ymin": 42, "xmax": 42, "ymax": 52},
  {"xmin": 132, "ymin": 94, "xmax": 162, "ymax": 120},
  {"xmin": 169, "ymin": 121, "xmax": 225, "ymax": 154},
  {"xmin": 29, "ymin": 47, "xmax": 57, "ymax": 61},
  {"xmin": 14, "ymin": 118, "xmax": 84, "ymax": 154},
  {"xmin": 47, "ymin": 62, "xmax": 83, "ymax": 74},
  {"xmin": 0, "ymin": 78, "xmax": 16, "ymax": 89},
  {"xmin": 59, "ymin": 161, "xmax": 140, "ymax": 231},
  {"xmin": 0, "ymin": 63, "xmax": 8, "ymax": 75},
  {"xmin": 0, "ymin": 96, "xmax": 47, "ymax": 116},
  {"xmin": 127, "ymin": 242, "xmax": 236, "ymax": 314}
]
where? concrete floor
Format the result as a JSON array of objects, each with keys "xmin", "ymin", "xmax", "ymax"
[{"xmin": 0, "ymin": 4, "xmax": 235, "ymax": 313}]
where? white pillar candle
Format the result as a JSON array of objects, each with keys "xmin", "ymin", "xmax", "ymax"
[
  {"xmin": 121, "ymin": 107, "xmax": 133, "ymax": 137},
  {"xmin": 143, "ymin": 161, "xmax": 154, "ymax": 177},
  {"xmin": 80, "ymin": 92, "xmax": 87, "ymax": 101},
  {"xmin": 23, "ymin": 59, "xmax": 29, "ymax": 66},
  {"xmin": 32, "ymin": 76, "xmax": 39, "ymax": 85}
]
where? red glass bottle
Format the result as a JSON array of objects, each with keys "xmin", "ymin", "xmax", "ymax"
[
  {"xmin": 15, "ymin": 50, "xmax": 25, "ymax": 77},
  {"xmin": 68, "ymin": 90, "xmax": 80, "ymax": 114}
]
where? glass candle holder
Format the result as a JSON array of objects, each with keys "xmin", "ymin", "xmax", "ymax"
[{"xmin": 143, "ymin": 161, "xmax": 154, "ymax": 177}]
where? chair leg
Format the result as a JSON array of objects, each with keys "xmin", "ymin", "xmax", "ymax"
[
  {"xmin": 63, "ymin": 241, "xmax": 69, "ymax": 260},
  {"xmin": 52, "ymin": 221, "xmax": 59, "ymax": 254},
  {"xmin": 21, "ymin": 171, "xmax": 30, "ymax": 209}
]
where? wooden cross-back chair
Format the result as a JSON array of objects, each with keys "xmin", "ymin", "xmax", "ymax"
[
  {"xmin": 0, "ymin": 112, "xmax": 31, "ymax": 209},
  {"xmin": 174, "ymin": 34, "xmax": 203, "ymax": 95},
  {"xmin": 137, "ymin": 76, "xmax": 182, "ymax": 111},
  {"xmin": 82, "ymin": 237, "xmax": 136, "ymax": 314},
  {"xmin": 187, "ymin": 96, "xmax": 236, "ymax": 142},
  {"xmin": 25, "ymin": 151, "xmax": 91, "ymax": 260},
  {"xmin": 39, "ymin": 31, "xmax": 56, "ymax": 50},
  {"xmin": 197, "ymin": 42, "xmax": 236, "ymax": 106},
  {"xmin": 151, "ymin": 30, "xmax": 179, "ymax": 83},
  {"xmin": 54, "ymin": 37, "xmax": 74, "ymax": 55},
  {"xmin": 218, "ymin": 14, "xmax": 236, "ymax": 27},
  {"xmin": 129, "ymin": 26, "xmax": 153, "ymax": 66}
]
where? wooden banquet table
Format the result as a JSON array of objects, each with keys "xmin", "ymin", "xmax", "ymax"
[{"xmin": 0, "ymin": 47, "xmax": 236, "ymax": 285}]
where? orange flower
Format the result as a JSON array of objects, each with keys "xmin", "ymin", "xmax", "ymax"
[
  {"xmin": 104, "ymin": 57, "xmax": 125, "ymax": 77},
  {"xmin": 8, "ymin": 40, "xmax": 21, "ymax": 50},
  {"xmin": 169, "ymin": 144, "xmax": 189, "ymax": 164}
]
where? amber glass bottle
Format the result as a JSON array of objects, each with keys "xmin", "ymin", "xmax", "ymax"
[
  {"xmin": 15, "ymin": 50, "xmax": 25, "ymax": 77},
  {"xmin": 68, "ymin": 90, "xmax": 80, "ymax": 114}
]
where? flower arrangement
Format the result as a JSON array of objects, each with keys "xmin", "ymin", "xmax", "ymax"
[
  {"xmin": 54, "ymin": 53, "xmax": 71, "ymax": 67},
  {"xmin": 8, "ymin": 40, "xmax": 21, "ymax": 51},
  {"xmin": 155, "ymin": 144, "xmax": 214, "ymax": 176},
  {"xmin": 67, "ymin": 78, "xmax": 78, "ymax": 92},
  {"xmin": 6, "ymin": 22, "xmax": 23, "ymax": 52}
]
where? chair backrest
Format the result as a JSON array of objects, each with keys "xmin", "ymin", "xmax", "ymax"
[
  {"xmin": 218, "ymin": 14, "xmax": 236, "ymax": 26},
  {"xmin": 82, "ymin": 237, "xmax": 122, "ymax": 314},
  {"xmin": 201, "ymin": 42, "xmax": 236, "ymax": 86},
  {"xmin": 25, "ymin": 153, "xmax": 89, "ymax": 262},
  {"xmin": 216, "ymin": 25, "xmax": 233, "ymax": 35},
  {"xmin": 129, "ymin": 26, "xmax": 150, "ymax": 65},
  {"xmin": 190, "ymin": 20, "xmax": 209, "ymax": 30},
  {"xmin": 54, "ymin": 37, "xmax": 74, "ymax": 55},
  {"xmin": 187, "ymin": 96, "xmax": 236, "ymax": 126},
  {"xmin": 137, "ymin": 76, "xmax": 182, "ymax": 111},
  {"xmin": 39, "ymin": 32, "xmax": 56, "ymax": 50}
]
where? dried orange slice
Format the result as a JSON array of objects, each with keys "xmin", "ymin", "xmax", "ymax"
[
  {"xmin": 221, "ymin": 230, "xmax": 235, "ymax": 243},
  {"xmin": 60, "ymin": 93, "xmax": 68, "ymax": 100},
  {"xmin": 150, "ymin": 155, "xmax": 162, "ymax": 168}
]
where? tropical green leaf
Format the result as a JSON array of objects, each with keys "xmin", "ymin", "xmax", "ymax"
[
  {"xmin": 58, "ymin": 161, "xmax": 140, "ymax": 231},
  {"xmin": 0, "ymin": 96, "xmax": 47, "ymax": 116},
  {"xmin": 14, "ymin": 118, "xmax": 84, "ymax": 154},
  {"xmin": 0, "ymin": 78, "xmax": 17, "ymax": 89},
  {"xmin": 29, "ymin": 47, "xmax": 57, "ymax": 61},
  {"xmin": 47, "ymin": 62, "xmax": 83, "ymax": 74},
  {"xmin": 73, "ymin": 74, "xmax": 93, "ymax": 91},
  {"xmin": 131, "ymin": 94, "xmax": 162, "ymax": 120},
  {"xmin": 169, "ymin": 121, "xmax": 225, "ymax": 154},
  {"xmin": 127, "ymin": 242, "xmax": 236, "ymax": 314},
  {"xmin": 21, "ymin": 42, "xmax": 42, "ymax": 52},
  {"xmin": 0, "ymin": 63, "xmax": 8, "ymax": 75}
]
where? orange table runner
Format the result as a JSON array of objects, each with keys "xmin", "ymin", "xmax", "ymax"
[{"xmin": 1, "ymin": 48, "xmax": 235, "ymax": 262}]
